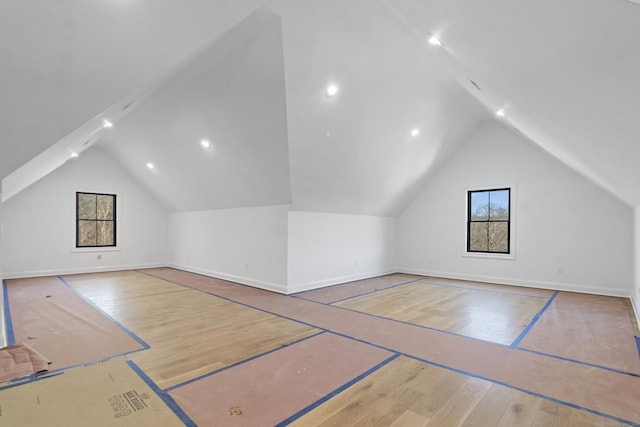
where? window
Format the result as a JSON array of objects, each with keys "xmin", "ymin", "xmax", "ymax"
[
  {"xmin": 76, "ymin": 192, "xmax": 116, "ymax": 248},
  {"xmin": 467, "ymin": 188, "xmax": 510, "ymax": 254}
]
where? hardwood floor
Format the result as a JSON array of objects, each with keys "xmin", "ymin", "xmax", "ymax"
[
  {"xmin": 3, "ymin": 269, "xmax": 639, "ymax": 426},
  {"xmin": 288, "ymin": 356, "xmax": 627, "ymax": 427},
  {"xmin": 334, "ymin": 280, "xmax": 552, "ymax": 345},
  {"xmin": 63, "ymin": 271, "xmax": 319, "ymax": 389}
]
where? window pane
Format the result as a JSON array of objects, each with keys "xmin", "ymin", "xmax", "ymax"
[
  {"xmin": 470, "ymin": 192, "xmax": 489, "ymax": 220},
  {"xmin": 77, "ymin": 193, "xmax": 96, "ymax": 220},
  {"xmin": 489, "ymin": 190, "xmax": 509, "ymax": 220},
  {"xmin": 97, "ymin": 221, "xmax": 114, "ymax": 246},
  {"xmin": 489, "ymin": 222, "xmax": 509, "ymax": 252},
  {"xmin": 469, "ymin": 222, "xmax": 488, "ymax": 251},
  {"xmin": 96, "ymin": 195, "xmax": 114, "ymax": 220},
  {"xmin": 78, "ymin": 220, "xmax": 97, "ymax": 246}
]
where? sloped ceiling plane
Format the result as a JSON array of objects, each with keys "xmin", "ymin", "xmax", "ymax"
[{"xmin": 2, "ymin": 0, "xmax": 640, "ymax": 215}]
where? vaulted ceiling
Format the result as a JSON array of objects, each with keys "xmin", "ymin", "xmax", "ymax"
[{"xmin": 2, "ymin": 0, "xmax": 639, "ymax": 215}]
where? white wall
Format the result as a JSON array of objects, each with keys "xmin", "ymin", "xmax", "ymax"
[
  {"xmin": 0, "ymin": 196, "xmax": 3, "ymax": 280},
  {"xmin": 398, "ymin": 121, "xmax": 634, "ymax": 296},
  {"xmin": 1, "ymin": 148, "xmax": 167, "ymax": 277},
  {"xmin": 287, "ymin": 211, "xmax": 396, "ymax": 293},
  {"xmin": 0, "ymin": 197, "xmax": 5, "ymax": 346},
  {"xmin": 168, "ymin": 205, "xmax": 289, "ymax": 293},
  {"xmin": 634, "ymin": 206, "xmax": 640, "ymax": 325}
]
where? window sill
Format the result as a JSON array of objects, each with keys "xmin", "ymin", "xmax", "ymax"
[
  {"xmin": 463, "ymin": 251, "xmax": 515, "ymax": 260},
  {"xmin": 71, "ymin": 246, "xmax": 121, "ymax": 254}
]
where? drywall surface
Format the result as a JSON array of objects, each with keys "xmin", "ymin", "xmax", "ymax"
[
  {"xmin": 1, "ymin": 148, "xmax": 167, "ymax": 278},
  {"xmin": 0, "ymin": 198, "xmax": 5, "ymax": 346},
  {"xmin": 634, "ymin": 206, "xmax": 640, "ymax": 325},
  {"xmin": 167, "ymin": 205, "xmax": 289, "ymax": 293},
  {"xmin": 398, "ymin": 121, "xmax": 634, "ymax": 296},
  {"xmin": 0, "ymin": 197, "xmax": 3, "ymax": 280},
  {"xmin": 287, "ymin": 211, "xmax": 396, "ymax": 293}
]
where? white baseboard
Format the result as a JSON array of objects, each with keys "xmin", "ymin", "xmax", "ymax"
[
  {"xmin": 2, "ymin": 262, "xmax": 167, "ymax": 280},
  {"xmin": 631, "ymin": 294, "xmax": 640, "ymax": 333},
  {"xmin": 397, "ymin": 267, "xmax": 631, "ymax": 298},
  {"xmin": 287, "ymin": 268, "xmax": 397, "ymax": 294},
  {"xmin": 167, "ymin": 263, "xmax": 288, "ymax": 294},
  {"xmin": 0, "ymin": 283, "xmax": 6, "ymax": 347}
]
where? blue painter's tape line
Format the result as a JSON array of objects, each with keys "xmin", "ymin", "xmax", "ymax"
[
  {"xmin": 165, "ymin": 330, "xmax": 326, "ymax": 392},
  {"xmin": 337, "ymin": 302, "xmax": 512, "ymax": 347},
  {"xmin": 275, "ymin": 353, "xmax": 401, "ymax": 427},
  {"xmin": 325, "ymin": 278, "xmax": 425, "ymax": 305},
  {"xmin": 138, "ymin": 270, "xmax": 639, "ymax": 426},
  {"xmin": 518, "ymin": 347, "xmax": 640, "ymax": 377},
  {"xmin": 636, "ymin": 336, "xmax": 640, "ymax": 360},
  {"xmin": 510, "ymin": 291, "xmax": 559, "ymax": 348},
  {"xmin": 3, "ymin": 280, "xmax": 16, "ymax": 345},
  {"xmin": 0, "ymin": 371, "xmax": 65, "ymax": 391},
  {"xmin": 420, "ymin": 278, "xmax": 551, "ymax": 298},
  {"xmin": 40, "ymin": 347, "xmax": 150, "ymax": 377},
  {"xmin": 141, "ymin": 269, "xmax": 509, "ymax": 348},
  {"xmin": 137, "ymin": 270, "xmax": 325, "ymax": 332},
  {"xmin": 400, "ymin": 353, "xmax": 639, "ymax": 427},
  {"xmin": 57, "ymin": 276, "xmax": 150, "ymax": 350},
  {"xmin": 140, "ymin": 269, "xmax": 516, "ymax": 348},
  {"xmin": 126, "ymin": 360, "xmax": 196, "ymax": 427}
]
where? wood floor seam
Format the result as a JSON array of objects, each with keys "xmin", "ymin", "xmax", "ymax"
[{"xmin": 5, "ymin": 268, "xmax": 638, "ymax": 426}]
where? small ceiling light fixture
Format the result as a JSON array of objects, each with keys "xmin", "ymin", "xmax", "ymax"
[
  {"xmin": 69, "ymin": 151, "xmax": 79, "ymax": 158},
  {"xmin": 102, "ymin": 119, "xmax": 113, "ymax": 128},
  {"xmin": 200, "ymin": 139, "xmax": 211, "ymax": 149},
  {"xmin": 146, "ymin": 162, "xmax": 155, "ymax": 170},
  {"xmin": 410, "ymin": 128, "xmax": 420, "ymax": 137},
  {"xmin": 326, "ymin": 83, "xmax": 339, "ymax": 97},
  {"xmin": 496, "ymin": 108, "xmax": 506, "ymax": 117},
  {"xmin": 428, "ymin": 35, "xmax": 443, "ymax": 47}
]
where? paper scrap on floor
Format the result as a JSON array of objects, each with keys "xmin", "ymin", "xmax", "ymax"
[{"xmin": 0, "ymin": 343, "xmax": 50, "ymax": 383}]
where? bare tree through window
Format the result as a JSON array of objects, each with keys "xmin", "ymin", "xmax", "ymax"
[
  {"xmin": 76, "ymin": 192, "xmax": 116, "ymax": 247},
  {"xmin": 467, "ymin": 188, "xmax": 510, "ymax": 253}
]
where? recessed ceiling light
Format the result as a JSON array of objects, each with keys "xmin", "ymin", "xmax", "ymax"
[
  {"xmin": 200, "ymin": 139, "xmax": 211, "ymax": 149},
  {"xmin": 102, "ymin": 119, "xmax": 113, "ymax": 128},
  {"xmin": 496, "ymin": 108, "xmax": 506, "ymax": 117},
  {"xmin": 411, "ymin": 128, "xmax": 420, "ymax": 137},
  {"xmin": 428, "ymin": 35, "xmax": 443, "ymax": 47},
  {"xmin": 146, "ymin": 162, "xmax": 155, "ymax": 170},
  {"xmin": 326, "ymin": 84, "xmax": 339, "ymax": 97},
  {"xmin": 70, "ymin": 151, "xmax": 79, "ymax": 158}
]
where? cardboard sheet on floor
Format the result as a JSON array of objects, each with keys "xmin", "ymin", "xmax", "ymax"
[
  {"xmin": 0, "ymin": 357, "xmax": 184, "ymax": 426},
  {"xmin": 5, "ymin": 277, "xmax": 145, "ymax": 370},
  {"xmin": 0, "ymin": 343, "xmax": 50, "ymax": 383}
]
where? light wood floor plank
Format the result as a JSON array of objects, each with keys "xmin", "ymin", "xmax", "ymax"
[
  {"xmin": 335, "ymin": 281, "xmax": 550, "ymax": 344},
  {"xmin": 292, "ymin": 356, "xmax": 629, "ymax": 427},
  {"xmin": 12, "ymin": 269, "xmax": 634, "ymax": 425},
  {"xmin": 460, "ymin": 384, "xmax": 515, "ymax": 427},
  {"xmin": 63, "ymin": 271, "xmax": 320, "ymax": 389}
]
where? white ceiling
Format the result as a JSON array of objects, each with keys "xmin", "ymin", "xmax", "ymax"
[{"xmin": 1, "ymin": 0, "xmax": 639, "ymax": 214}]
